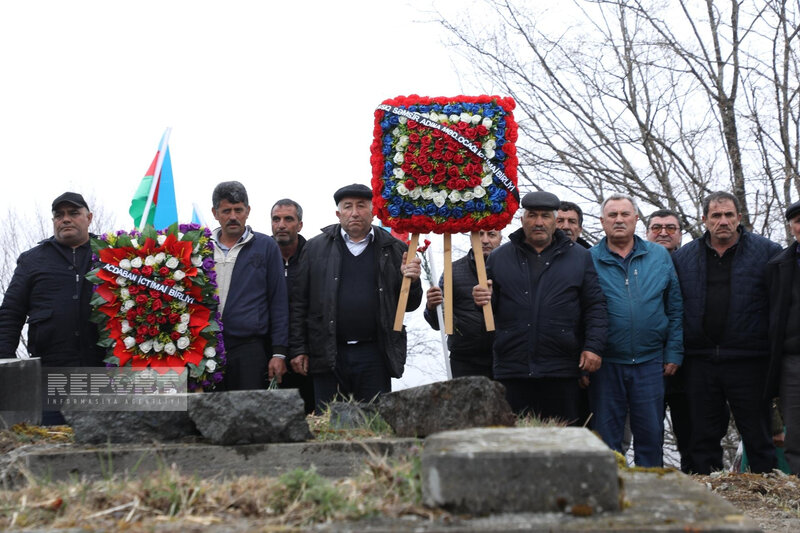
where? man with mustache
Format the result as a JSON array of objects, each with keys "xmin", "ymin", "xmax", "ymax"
[
  {"xmin": 211, "ymin": 181, "xmax": 288, "ymax": 391},
  {"xmin": 673, "ymin": 191, "xmax": 781, "ymax": 474},
  {"xmin": 557, "ymin": 201, "xmax": 591, "ymax": 249},
  {"xmin": 590, "ymin": 193, "xmax": 683, "ymax": 467}
]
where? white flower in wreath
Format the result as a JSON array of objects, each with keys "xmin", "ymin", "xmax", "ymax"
[
  {"xmin": 484, "ymin": 139, "xmax": 496, "ymax": 150},
  {"xmin": 157, "ymin": 235, "xmax": 167, "ymax": 246},
  {"xmin": 482, "ymin": 176, "xmax": 494, "ymax": 187},
  {"xmin": 462, "ymin": 191, "xmax": 475, "ymax": 201},
  {"xmin": 120, "ymin": 288, "xmax": 130, "ymax": 300},
  {"xmin": 123, "ymin": 336, "xmax": 136, "ymax": 349},
  {"xmin": 153, "ymin": 340, "xmax": 164, "ymax": 352},
  {"xmin": 173, "ymin": 270, "xmax": 186, "ymax": 281},
  {"xmin": 154, "ymin": 252, "xmax": 166, "ymax": 264},
  {"xmin": 177, "ymin": 337, "xmax": 191, "ymax": 350},
  {"xmin": 398, "ymin": 135, "xmax": 409, "ymax": 147},
  {"xmin": 206, "ymin": 359, "xmax": 217, "ymax": 372},
  {"xmin": 119, "ymin": 258, "xmax": 132, "ymax": 270},
  {"xmin": 460, "ymin": 112, "xmax": 471, "ymax": 123},
  {"xmin": 176, "ymin": 300, "xmax": 187, "ymax": 309},
  {"xmin": 439, "ymin": 114, "xmax": 450, "ymax": 124},
  {"xmin": 409, "ymin": 187, "xmax": 422, "ymax": 200},
  {"xmin": 473, "ymin": 186, "xmax": 487, "ymax": 198},
  {"xmin": 429, "ymin": 111, "xmax": 439, "ymax": 122},
  {"xmin": 203, "ymin": 346, "xmax": 216, "ymax": 358},
  {"xmin": 121, "ymin": 320, "xmax": 132, "ymax": 334},
  {"xmin": 482, "ymin": 117, "xmax": 493, "ymax": 129},
  {"xmin": 393, "ymin": 168, "xmax": 405, "ymax": 180},
  {"xmin": 177, "ymin": 232, "xmax": 184, "ymax": 240},
  {"xmin": 144, "ymin": 255, "xmax": 156, "ymax": 267},
  {"xmin": 131, "ymin": 238, "xmax": 140, "ymax": 248},
  {"xmin": 180, "ymin": 313, "xmax": 191, "ymax": 324},
  {"xmin": 398, "ymin": 116, "xmax": 407, "ymax": 124},
  {"xmin": 193, "ymin": 242, "xmax": 201, "ymax": 253},
  {"xmin": 176, "ymin": 322, "xmax": 188, "ymax": 334},
  {"xmin": 396, "ymin": 183, "xmax": 409, "ymax": 196},
  {"xmin": 471, "ymin": 114, "xmax": 482, "ymax": 125},
  {"xmin": 448, "ymin": 190, "xmax": 462, "ymax": 203},
  {"xmin": 393, "ymin": 152, "xmax": 404, "ymax": 165},
  {"xmin": 164, "ymin": 342, "xmax": 177, "ymax": 355},
  {"xmin": 421, "ymin": 187, "xmax": 434, "ymax": 200},
  {"xmin": 139, "ymin": 339, "xmax": 153, "ymax": 353},
  {"xmin": 449, "ymin": 114, "xmax": 459, "ymax": 123},
  {"xmin": 484, "ymin": 148, "xmax": 496, "ymax": 159},
  {"xmin": 122, "ymin": 300, "xmax": 135, "ymax": 311},
  {"xmin": 433, "ymin": 192, "xmax": 447, "ymax": 208},
  {"xmin": 165, "ymin": 256, "xmax": 179, "ymax": 269},
  {"xmin": 131, "ymin": 256, "xmax": 143, "ymax": 268},
  {"xmin": 116, "ymin": 276, "xmax": 128, "ymax": 287},
  {"xmin": 191, "ymin": 255, "xmax": 203, "ymax": 267},
  {"xmin": 392, "ymin": 127, "xmax": 401, "ymax": 137}
]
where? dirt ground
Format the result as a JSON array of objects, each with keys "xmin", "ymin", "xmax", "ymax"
[{"xmin": 691, "ymin": 471, "xmax": 800, "ymax": 533}]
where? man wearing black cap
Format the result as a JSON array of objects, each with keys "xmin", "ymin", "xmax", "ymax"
[
  {"xmin": 288, "ymin": 183, "xmax": 422, "ymax": 410},
  {"xmin": 0, "ymin": 192, "xmax": 105, "ymax": 423},
  {"xmin": 766, "ymin": 200, "xmax": 800, "ymax": 474},
  {"xmin": 472, "ymin": 191, "xmax": 607, "ymax": 424}
]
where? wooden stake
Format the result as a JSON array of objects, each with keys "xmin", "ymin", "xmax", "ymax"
[
  {"xmin": 443, "ymin": 233, "xmax": 454, "ymax": 334},
  {"xmin": 393, "ymin": 233, "xmax": 419, "ymax": 331},
  {"xmin": 470, "ymin": 231, "xmax": 495, "ymax": 331}
]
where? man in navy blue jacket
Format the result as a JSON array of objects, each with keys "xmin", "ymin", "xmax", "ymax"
[
  {"xmin": 673, "ymin": 191, "xmax": 781, "ymax": 474},
  {"xmin": 211, "ymin": 181, "xmax": 289, "ymax": 391}
]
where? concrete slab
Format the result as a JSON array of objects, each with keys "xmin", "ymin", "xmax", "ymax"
[
  {"xmin": 422, "ymin": 427, "xmax": 619, "ymax": 514},
  {"xmin": 0, "ymin": 357, "xmax": 41, "ymax": 427}
]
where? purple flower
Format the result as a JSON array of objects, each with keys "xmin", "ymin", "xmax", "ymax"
[
  {"xmin": 212, "ymin": 372, "xmax": 224, "ymax": 383},
  {"xmin": 202, "ymin": 257, "xmax": 214, "ymax": 271}
]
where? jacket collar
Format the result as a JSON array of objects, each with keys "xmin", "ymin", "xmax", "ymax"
[
  {"xmin": 508, "ymin": 227, "xmax": 572, "ymax": 253},
  {"xmin": 595, "ymin": 234, "xmax": 649, "ymax": 262}
]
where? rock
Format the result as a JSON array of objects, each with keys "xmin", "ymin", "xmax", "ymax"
[
  {"xmin": 0, "ymin": 358, "xmax": 42, "ymax": 427},
  {"xmin": 328, "ymin": 402, "xmax": 377, "ymax": 430},
  {"xmin": 64, "ymin": 410, "xmax": 199, "ymax": 444},
  {"xmin": 422, "ymin": 427, "xmax": 621, "ymax": 514},
  {"xmin": 377, "ymin": 376, "xmax": 515, "ymax": 437},
  {"xmin": 188, "ymin": 389, "xmax": 312, "ymax": 445}
]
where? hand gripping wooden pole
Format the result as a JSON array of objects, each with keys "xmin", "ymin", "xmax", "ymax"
[
  {"xmin": 470, "ymin": 231, "xmax": 495, "ymax": 331},
  {"xmin": 393, "ymin": 233, "xmax": 419, "ymax": 331}
]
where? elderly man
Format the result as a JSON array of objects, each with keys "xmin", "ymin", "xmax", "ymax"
[
  {"xmin": 211, "ymin": 181, "xmax": 288, "ymax": 391},
  {"xmin": 646, "ymin": 208, "xmax": 691, "ymax": 472},
  {"xmin": 674, "ymin": 191, "xmax": 781, "ymax": 474},
  {"xmin": 473, "ymin": 191, "xmax": 607, "ymax": 424},
  {"xmin": 590, "ymin": 193, "xmax": 683, "ymax": 467},
  {"xmin": 289, "ymin": 184, "xmax": 422, "ymax": 410},
  {"xmin": 271, "ymin": 198, "xmax": 314, "ymax": 414},
  {"xmin": 557, "ymin": 201, "xmax": 591, "ymax": 248},
  {"xmin": 424, "ymin": 229, "xmax": 502, "ymax": 379},
  {"xmin": 0, "ymin": 192, "xmax": 105, "ymax": 424},
  {"xmin": 767, "ymin": 200, "xmax": 800, "ymax": 475}
]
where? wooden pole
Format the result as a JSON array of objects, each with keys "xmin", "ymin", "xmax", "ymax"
[
  {"xmin": 443, "ymin": 233, "xmax": 454, "ymax": 335},
  {"xmin": 470, "ymin": 231, "xmax": 495, "ymax": 331},
  {"xmin": 393, "ymin": 233, "xmax": 419, "ymax": 331}
]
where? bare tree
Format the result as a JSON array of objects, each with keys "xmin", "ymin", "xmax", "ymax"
[{"xmin": 436, "ymin": 0, "xmax": 800, "ymax": 243}]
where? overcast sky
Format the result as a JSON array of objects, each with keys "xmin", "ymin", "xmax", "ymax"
[{"xmin": 0, "ymin": 0, "xmax": 481, "ymax": 238}]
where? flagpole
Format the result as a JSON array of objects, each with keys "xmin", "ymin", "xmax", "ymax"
[{"xmin": 138, "ymin": 127, "xmax": 172, "ymax": 233}]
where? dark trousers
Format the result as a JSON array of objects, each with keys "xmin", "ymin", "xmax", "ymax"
[
  {"xmin": 499, "ymin": 377, "xmax": 582, "ymax": 425},
  {"xmin": 313, "ymin": 341, "xmax": 390, "ymax": 413},
  {"xmin": 685, "ymin": 356, "xmax": 776, "ymax": 474},
  {"xmin": 221, "ymin": 335, "xmax": 268, "ymax": 391},
  {"xmin": 780, "ymin": 354, "xmax": 800, "ymax": 475},
  {"xmin": 450, "ymin": 358, "xmax": 493, "ymax": 380},
  {"xmin": 665, "ymin": 369, "xmax": 693, "ymax": 473},
  {"xmin": 280, "ymin": 369, "xmax": 316, "ymax": 415}
]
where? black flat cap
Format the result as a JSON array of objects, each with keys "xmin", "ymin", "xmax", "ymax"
[
  {"xmin": 52, "ymin": 192, "xmax": 89, "ymax": 211},
  {"xmin": 786, "ymin": 200, "xmax": 800, "ymax": 221},
  {"xmin": 521, "ymin": 191, "xmax": 560, "ymax": 210},
  {"xmin": 334, "ymin": 183, "xmax": 372, "ymax": 205}
]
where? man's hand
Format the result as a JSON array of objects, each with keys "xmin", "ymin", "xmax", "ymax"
[
  {"xmin": 663, "ymin": 363, "xmax": 679, "ymax": 377},
  {"xmin": 579, "ymin": 350, "xmax": 601, "ymax": 373},
  {"xmin": 426, "ymin": 286, "xmax": 443, "ymax": 310},
  {"xmin": 400, "ymin": 252, "xmax": 422, "ymax": 281},
  {"xmin": 472, "ymin": 280, "xmax": 493, "ymax": 307},
  {"xmin": 291, "ymin": 354, "xmax": 309, "ymax": 376},
  {"xmin": 268, "ymin": 357, "xmax": 287, "ymax": 384}
]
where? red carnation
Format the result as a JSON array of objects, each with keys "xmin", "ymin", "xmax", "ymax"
[
  {"xmin": 149, "ymin": 326, "xmax": 159, "ymax": 337},
  {"xmin": 152, "ymin": 299, "xmax": 163, "ymax": 311},
  {"xmin": 418, "ymin": 175, "xmax": 431, "ymax": 185},
  {"xmin": 170, "ymin": 331, "xmax": 181, "ymax": 341},
  {"xmin": 135, "ymin": 294, "xmax": 148, "ymax": 304},
  {"xmin": 141, "ymin": 266, "xmax": 153, "ymax": 276},
  {"xmin": 453, "ymin": 153, "xmax": 465, "ymax": 164},
  {"xmin": 409, "ymin": 132, "xmax": 420, "ymax": 143},
  {"xmin": 146, "ymin": 314, "xmax": 157, "ymax": 324},
  {"xmin": 448, "ymin": 166, "xmax": 460, "ymax": 178},
  {"xmin": 159, "ymin": 266, "xmax": 169, "ymax": 276}
]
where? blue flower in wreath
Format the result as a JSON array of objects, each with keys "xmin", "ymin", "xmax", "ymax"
[
  {"xmin": 490, "ymin": 201, "xmax": 504, "ymax": 213},
  {"xmin": 452, "ymin": 207, "xmax": 465, "ymax": 219},
  {"xmin": 425, "ymin": 204, "xmax": 437, "ymax": 216},
  {"xmin": 403, "ymin": 202, "xmax": 415, "ymax": 215},
  {"xmin": 389, "ymin": 115, "xmax": 400, "ymax": 125},
  {"xmin": 464, "ymin": 200, "xmax": 476, "ymax": 212},
  {"xmin": 474, "ymin": 199, "xmax": 487, "ymax": 212},
  {"xmin": 437, "ymin": 206, "xmax": 451, "ymax": 217},
  {"xmin": 483, "ymin": 107, "xmax": 497, "ymax": 117},
  {"xmin": 413, "ymin": 206, "xmax": 425, "ymax": 216},
  {"xmin": 388, "ymin": 204, "xmax": 402, "ymax": 217},
  {"xmin": 381, "ymin": 119, "xmax": 391, "ymax": 129}
]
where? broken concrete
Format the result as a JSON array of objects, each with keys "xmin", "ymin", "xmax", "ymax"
[
  {"xmin": 0, "ymin": 357, "xmax": 41, "ymax": 428},
  {"xmin": 422, "ymin": 427, "xmax": 619, "ymax": 515},
  {"xmin": 377, "ymin": 376, "xmax": 515, "ymax": 437},
  {"xmin": 63, "ymin": 410, "xmax": 199, "ymax": 444}
]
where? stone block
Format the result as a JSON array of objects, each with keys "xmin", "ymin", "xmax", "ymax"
[
  {"xmin": 64, "ymin": 410, "xmax": 199, "ymax": 444},
  {"xmin": 377, "ymin": 376, "xmax": 515, "ymax": 438},
  {"xmin": 328, "ymin": 401, "xmax": 377, "ymax": 430},
  {"xmin": 0, "ymin": 358, "xmax": 42, "ymax": 427},
  {"xmin": 422, "ymin": 427, "xmax": 620, "ymax": 514},
  {"xmin": 188, "ymin": 389, "xmax": 312, "ymax": 445}
]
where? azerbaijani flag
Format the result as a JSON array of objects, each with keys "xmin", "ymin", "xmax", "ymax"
[{"xmin": 129, "ymin": 128, "xmax": 179, "ymax": 230}]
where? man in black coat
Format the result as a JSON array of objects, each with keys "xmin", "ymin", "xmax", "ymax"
[
  {"xmin": 766, "ymin": 200, "xmax": 800, "ymax": 475},
  {"xmin": 473, "ymin": 191, "xmax": 607, "ymax": 424},
  {"xmin": 289, "ymin": 184, "xmax": 422, "ymax": 411},
  {"xmin": 423, "ymin": 229, "xmax": 501, "ymax": 379},
  {"xmin": 0, "ymin": 192, "xmax": 105, "ymax": 424}
]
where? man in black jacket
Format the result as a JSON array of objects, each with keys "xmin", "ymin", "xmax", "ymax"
[
  {"xmin": 557, "ymin": 201, "xmax": 591, "ymax": 249},
  {"xmin": 673, "ymin": 191, "xmax": 781, "ymax": 474},
  {"xmin": 0, "ymin": 192, "xmax": 105, "ymax": 424},
  {"xmin": 423, "ymin": 229, "xmax": 501, "ymax": 379},
  {"xmin": 766, "ymin": 200, "xmax": 800, "ymax": 475},
  {"xmin": 289, "ymin": 184, "xmax": 422, "ymax": 411},
  {"xmin": 473, "ymin": 191, "xmax": 607, "ymax": 424}
]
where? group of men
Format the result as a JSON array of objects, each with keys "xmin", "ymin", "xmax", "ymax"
[{"xmin": 1, "ymin": 183, "xmax": 799, "ymax": 476}]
